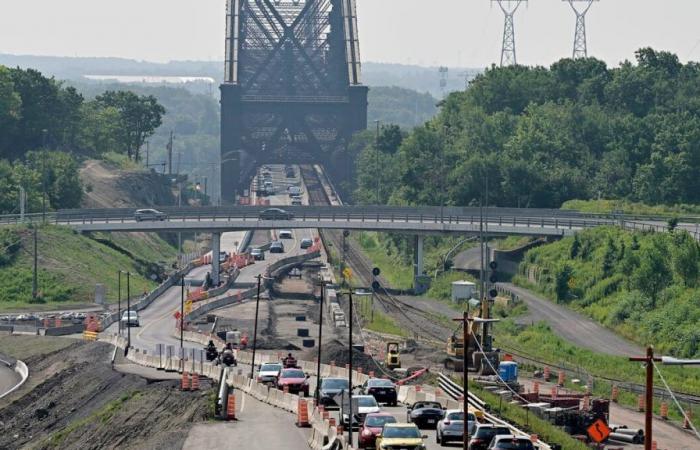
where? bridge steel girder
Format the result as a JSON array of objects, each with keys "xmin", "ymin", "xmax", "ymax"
[{"xmin": 221, "ymin": 0, "xmax": 368, "ymax": 203}]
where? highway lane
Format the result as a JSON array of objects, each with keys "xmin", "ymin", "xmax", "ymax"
[
  {"xmin": 182, "ymin": 389, "xmax": 312, "ymax": 450},
  {"xmin": 104, "ymin": 165, "xmax": 317, "ymax": 361},
  {"xmin": 0, "ymin": 362, "xmax": 20, "ymax": 398}
]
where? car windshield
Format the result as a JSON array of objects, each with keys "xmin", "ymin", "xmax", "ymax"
[
  {"xmin": 365, "ymin": 415, "xmax": 396, "ymax": 427},
  {"xmin": 382, "ymin": 427, "xmax": 421, "ymax": 439},
  {"xmin": 261, "ymin": 364, "xmax": 280, "ymax": 372},
  {"xmin": 322, "ymin": 379, "xmax": 348, "ymax": 389},
  {"xmin": 447, "ymin": 412, "xmax": 464, "ymax": 421},
  {"xmin": 356, "ymin": 397, "xmax": 378, "ymax": 407},
  {"xmin": 415, "ymin": 402, "xmax": 441, "ymax": 409},
  {"xmin": 494, "ymin": 439, "xmax": 535, "ymax": 450},
  {"xmin": 282, "ymin": 369, "xmax": 305, "ymax": 378},
  {"xmin": 369, "ymin": 379, "xmax": 394, "ymax": 387}
]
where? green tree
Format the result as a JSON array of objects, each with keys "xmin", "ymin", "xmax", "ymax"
[
  {"xmin": 632, "ymin": 235, "xmax": 672, "ymax": 305},
  {"xmin": 96, "ymin": 91, "xmax": 165, "ymax": 161},
  {"xmin": 671, "ymin": 231, "xmax": 699, "ymax": 287}
]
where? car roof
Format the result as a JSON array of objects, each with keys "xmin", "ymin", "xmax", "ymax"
[
  {"xmin": 322, "ymin": 377, "xmax": 346, "ymax": 381},
  {"xmin": 493, "ymin": 435, "xmax": 528, "ymax": 441},
  {"xmin": 366, "ymin": 412, "xmax": 394, "ymax": 417},
  {"xmin": 353, "ymin": 395, "xmax": 375, "ymax": 399},
  {"xmin": 384, "ymin": 423, "xmax": 418, "ymax": 428}
]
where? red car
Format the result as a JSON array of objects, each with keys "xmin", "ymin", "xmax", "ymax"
[
  {"xmin": 358, "ymin": 412, "xmax": 397, "ymax": 449},
  {"xmin": 276, "ymin": 368, "xmax": 309, "ymax": 396}
]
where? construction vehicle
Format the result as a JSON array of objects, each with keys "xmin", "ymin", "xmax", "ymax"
[
  {"xmin": 444, "ymin": 317, "xmax": 500, "ymax": 375},
  {"xmin": 385, "ymin": 342, "xmax": 401, "ymax": 369}
]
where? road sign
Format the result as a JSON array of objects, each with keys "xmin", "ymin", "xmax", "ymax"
[
  {"xmin": 343, "ymin": 267, "xmax": 353, "ymax": 280},
  {"xmin": 587, "ymin": 419, "xmax": 611, "ymax": 443},
  {"xmin": 174, "ymin": 311, "xmax": 181, "ymax": 320}
]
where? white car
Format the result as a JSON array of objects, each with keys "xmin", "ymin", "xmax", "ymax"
[
  {"xmin": 342, "ymin": 395, "xmax": 381, "ymax": 429},
  {"xmin": 279, "ymin": 230, "xmax": 293, "ymax": 239},
  {"xmin": 257, "ymin": 363, "xmax": 283, "ymax": 384},
  {"xmin": 120, "ymin": 310, "xmax": 139, "ymax": 327},
  {"xmin": 436, "ymin": 410, "xmax": 467, "ymax": 446},
  {"xmin": 488, "ymin": 435, "xmax": 535, "ymax": 450}
]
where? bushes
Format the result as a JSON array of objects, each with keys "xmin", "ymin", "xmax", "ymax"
[{"xmin": 520, "ymin": 227, "xmax": 700, "ymax": 357}]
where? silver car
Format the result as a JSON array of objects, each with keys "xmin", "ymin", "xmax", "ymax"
[
  {"xmin": 134, "ymin": 208, "xmax": 167, "ymax": 222},
  {"xmin": 436, "ymin": 410, "xmax": 467, "ymax": 446}
]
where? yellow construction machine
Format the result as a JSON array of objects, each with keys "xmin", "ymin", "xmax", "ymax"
[
  {"xmin": 444, "ymin": 311, "xmax": 500, "ymax": 375},
  {"xmin": 385, "ymin": 342, "xmax": 401, "ymax": 369}
]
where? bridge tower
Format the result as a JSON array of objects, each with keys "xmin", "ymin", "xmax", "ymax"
[
  {"xmin": 492, "ymin": 0, "xmax": 527, "ymax": 67},
  {"xmin": 221, "ymin": 0, "xmax": 368, "ymax": 203},
  {"xmin": 563, "ymin": 0, "xmax": 599, "ymax": 59},
  {"xmin": 491, "ymin": 0, "xmax": 527, "ymax": 67}
]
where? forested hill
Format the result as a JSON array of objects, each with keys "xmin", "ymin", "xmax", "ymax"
[{"xmin": 354, "ymin": 48, "xmax": 700, "ymax": 209}]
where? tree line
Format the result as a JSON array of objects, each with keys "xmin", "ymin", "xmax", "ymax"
[
  {"xmin": 0, "ymin": 66, "xmax": 165, "ymax": 213},
  {"xmin": 353, "ymin": 48, "xmax": 700, "ymax": 208}
]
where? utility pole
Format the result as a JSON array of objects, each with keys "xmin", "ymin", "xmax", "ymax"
[
  {"xmin": 167, "ymin": 131, "xmax": 174, "ymax": 175},
  {"xmin": 315, "ymin": 279, "xmax": 327, "ymax": 404},
  {"xmin": 126, "ymin": 271, "xmax": 131, "ymax": 356},
  {"xmin": 492, "ymin": 0, "xmax": 527, "ymax": 66},
  {"xmin": 19, "ymin": 186, "xmax": 26, "ymax": 222},
  {"xmin": 41, "ymin": 129, "xmax": 48, "ymax": 223},
  {"xmin": 628, "ymin": 347, "xmax": 662, "ymax": 450},
  {"xmin": 145, "ymin": 140, "xmax": 150, "ymax": 168},
  {"xmin": 32, "ymin": 225, "xmax": 38, "ymax": 301},
  {"xmin": 374, "ymin": 120, "xmax": 380, "ymax": 205},
  {"xmin": 118, "ymin": 271, "xmax": 122, "ymax": 336},
  {"xmin": 564, "ymin": 0, "xmax": 599, "ymax": 59},
  {"xmin": 453, "ymin": 312, "xmax": 470, "ymax": 450},
  {"xmin": 250, "ymin": 274, "xmax": 263, "ymax": 379},
  {"xmin": 347, "ymin": 289, "xmax": 354, "ymax": 447},
  {"xmin": 180, "ymin": 275, "xmax": 185, "ymax": 370}
]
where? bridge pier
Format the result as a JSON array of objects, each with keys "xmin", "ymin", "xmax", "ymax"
[
  {"xmin": 212, "ymin": 232, "xmax": 221, "ymax": 286},
  {"xmin": 413, "ymin": 235, "xmax": 429, "ymax": 294}
]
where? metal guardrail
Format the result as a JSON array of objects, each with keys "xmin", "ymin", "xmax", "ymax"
[{"xmin": 437, "ymin": 373, "xmax": 554, "ymax": 450}]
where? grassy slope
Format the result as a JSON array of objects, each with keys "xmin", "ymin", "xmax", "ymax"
[
  {"xmin": 562, "ymin": 199, "xmax": 700, "ymax": 217},
  {"xmin": 0, "ymin": 225, "xmax": 174, "ymax": 312}
]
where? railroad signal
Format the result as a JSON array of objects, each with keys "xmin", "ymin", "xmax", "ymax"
[
  {"xmin": 372, "ymin": 267, "xmax": 381, "ymax": 277},
  {"xmin": 372, "ymin": 281, "xmax": 381, "ymax": 291},
  {"xmin": 489, "ymin": 260, "xmax": 499, "ymax": 286}
]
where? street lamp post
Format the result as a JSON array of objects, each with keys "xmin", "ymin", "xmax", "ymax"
[
  {"xmin": 315, "ymin": 279, "xmax": 327, "ymax": 404},
  {"xmin": 125, "ymin": 271, "xmax": 131, "ymax": 356},
  {"xmin": 251, "ymin": 274, "xmax": 263, "ymax": 379},
  {"xmin": 347, "ymin": 289, "xmax": 354, "ymax": 447},
  {"xmin": 180, "ymin": 275, "xmax": 185, "ymax": 370},
  {"xmin": 118, "ymin": 271, "xmax": 122, "ymax": 336}
]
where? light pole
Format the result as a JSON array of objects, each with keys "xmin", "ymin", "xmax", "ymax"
[
  {"xmin": 347, "ymin": 289, "xmax": 354, "ymax": 447},
  {"xmin": 374, "ymin": 120, "xmax": 381, "ymax": 205},
  {"xmin": 315, "ymin": 278, "xmax": 328, "ymax": 404},
  {"xmin": 41, "ymin": 129, "xmax": 48, "ymax": 223},
  {"xmin": 125, "ymin": 271, "xmax": 131, "ymax": 356},
  {"xmin": 32, "ymin": 224, "xmax": 38, "ymax": 301},
  {"xmin": 251, "ymin": 274, "xmax": 264, "ymax": 379},
  {"xmin": 180, "ymin": 274, "xmax": 185, "ymax": 369},
  {"xmin": 117, "ymin": 271, "xmax": 122, "ymax": 336}
]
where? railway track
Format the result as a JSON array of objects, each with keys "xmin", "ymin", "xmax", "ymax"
[{"xmin": 300, "ymin": 164, "xmax": 450, "ymax": 344}]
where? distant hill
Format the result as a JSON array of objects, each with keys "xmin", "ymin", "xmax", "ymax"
[{"xmin": 0, "ymin": 53, "xmax": 479, "ymax": 97}]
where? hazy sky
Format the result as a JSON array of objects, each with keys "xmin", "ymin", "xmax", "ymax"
[{"xmin": 3, "ymin": 0, "xmax": 700, "ymax": 68}]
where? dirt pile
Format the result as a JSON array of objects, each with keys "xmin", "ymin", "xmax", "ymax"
[
  {"xmin": 0, "ymin": 338, "xmax": 211, "ymax": 450},
  {"xmin": 80, "ymin": 160, "xmax": 175, "ymax": 208},
  {"xmin": 315, "ymin": 340, "xmax": 384, "ymax": 374}
]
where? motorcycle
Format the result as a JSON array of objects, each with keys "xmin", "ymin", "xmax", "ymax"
[
  {"xmin": 220, "ymin": 351, "xmax": 238, "ymax": 367},
  {"xmin": 205, "ymin": 347, "xmax": 218, "ymax": 362},
  {"xmin": 282, "ymin": 357, "xmax": 298, "ymax": 369}
]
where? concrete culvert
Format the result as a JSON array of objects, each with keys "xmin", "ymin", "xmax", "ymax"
[
  {"xmin": 297, "ymin": 329, "xmax": 309, "ymax": 337},
  {"xmin": 295, "ymin": 315, "xmax": 306, "ymax": 322},
  {"xmin": 302, "ymin": 339, "xmax": 315, "ymax": 348}
]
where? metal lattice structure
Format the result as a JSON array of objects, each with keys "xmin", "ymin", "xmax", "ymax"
[
  {"xmin": 493, "ymin": 0, "xmax": 527, "ymax": 67},
  {"xmin": 221, "ymin": 0, "xmax": 368, "ymax": 202},
  {"xmin": 564, "ymin": 0, "xmax": 599, "ymax": 59}
]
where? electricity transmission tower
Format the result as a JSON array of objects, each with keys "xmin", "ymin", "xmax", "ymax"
[
  {"xmin": 564, "ymin": 0, "xmax": 599, "ymax": 59},
  {"xmin": 493, "ymin": 0, "xmax": 527, "ymax": 66}
]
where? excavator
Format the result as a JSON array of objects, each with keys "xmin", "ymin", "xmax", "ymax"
[{"xmin": 444, "ymin": 301, "xmax": 500, "ymax": 375}]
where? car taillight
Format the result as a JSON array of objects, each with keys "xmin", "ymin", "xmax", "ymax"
[
  {"xmin": 444, "ymin": 420, "xmax": 451, "ymax": 425},
  {"xmin": 256, "ymin": 376, "xmax": 263, "ymax": 382},
  {"xmin": 361, "ymin": 429, "xmax": 372, "ymax": 437}
]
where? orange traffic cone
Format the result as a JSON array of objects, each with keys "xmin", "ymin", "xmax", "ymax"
[
  {"xmin": 227, "ymin": 393, "xmax": 237, "ymax": 420},
  {"xmin": 296, "ymin": 398, "xmax": 310, "ymax": 427},
  {"xmin": 181, "ymin": 371, "xmax": 190, "ymax": 391},
  {"xmin": 191, "ymin": 373, "xmax": 200, "ymax": 391}
]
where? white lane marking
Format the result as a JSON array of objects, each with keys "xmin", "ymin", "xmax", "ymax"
[{"xmin": 240, "ymin": 391, "xmax": 246, "ymax": 412}]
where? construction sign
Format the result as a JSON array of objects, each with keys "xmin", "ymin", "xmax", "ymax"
[
  {"xmin": 185, "ymin": 300, "xmax": 193, "ymax": 314},
  {"xmin": 587, "ymin": 419, "xmax": 611, "ymax": 443},
  {"xmin": 343, "ymin": 267, "xmax": 353, "ymax": 280}
]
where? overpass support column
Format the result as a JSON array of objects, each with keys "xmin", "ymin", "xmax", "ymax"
[
  {"xmin": 413, "ymin": 235, "xmax": 428, "ymax": 294},
  {"xmin": 212, "ymin": 232, "xmax": 221, "ymax": 286}
]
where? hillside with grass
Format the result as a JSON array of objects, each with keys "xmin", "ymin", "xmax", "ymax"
[
  {"xmin": 517, "ymin": 226, "xmax": 700, "ymax": 357},
  {"xmin": 0, "ymin": 225, "xmax": 175, "ymax": 312}
]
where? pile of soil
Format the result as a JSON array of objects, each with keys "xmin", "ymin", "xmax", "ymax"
[
  {"xmin": 0, "ymin": 339, "xmax": 211, "ymax": 450},
  {"xmin": 316, "ymin": 340, "xmax": 384, "ymax": 375}
]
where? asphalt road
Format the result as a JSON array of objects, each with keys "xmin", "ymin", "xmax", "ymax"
[
  {"xmin": 501, "ymin": 282, "xmax": 642, "ymax": 357},
  {"xmin": 182, "ymin": 389, "xmax": 312, "ymax": 450},
  {"xmin": 0, "ymin": 362, "xmax": 19, "ymax": 398}
]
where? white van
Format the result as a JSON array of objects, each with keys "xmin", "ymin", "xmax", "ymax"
[
  {"xmin": 288, "ymin": 186, "xmax": 302, "ymax": 197},
  {"xmin": 279, "ymin": 230, "xmax": 293, "ymax": 239}
]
